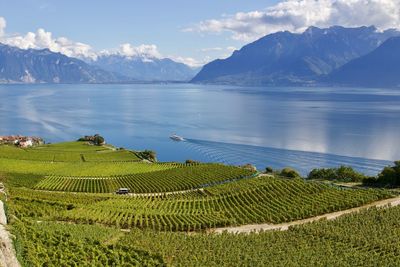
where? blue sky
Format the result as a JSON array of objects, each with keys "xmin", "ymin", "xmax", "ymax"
[
  {"xmin": 0, "ymin": 0, "xmax": 277, "ymax": 65},
  {"xmin": 0, "ymin": 0, "xmax": 399, "ymax": 66}
]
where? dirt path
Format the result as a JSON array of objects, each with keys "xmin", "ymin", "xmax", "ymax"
[
  {"xmin": 210, "ymin": 195, "xmax": 400, "ymax": 234},
  {"xmin": 0, "ymin": 200, "xmax": 20, "ymax": 267},
  {"xmin": 34, "ymin": 187, "xmax": 205, "ymax": 197},
  {"xmin": 127, "ymin": 188, "xmax": 204, "ymax": 197}
]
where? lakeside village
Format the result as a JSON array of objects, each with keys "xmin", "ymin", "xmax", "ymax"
[
  {"xmin": 0, "ymin": 135, "xmax": 44, "ymax": 148},
  {"xmin": 0, "ymin": 134, "xmax": 106, "ymax": 148}
]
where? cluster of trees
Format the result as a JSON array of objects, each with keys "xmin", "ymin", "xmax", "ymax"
[
  {"xmin": 136, "ymin": 150, "xmax": 157, "ymax": 162},
  {"xmin": 363, "ymin": 161, "xmax": 400, "ymax": 187},
  {"xmin": 240, "ymin": 163, "xmax": 257, "ymax": 171},
  {"xmin": 307, "ymin": 166, "xmax": 367, "ymax": 182},
  {"xmin": 265, "ymin": 167, "xmax": 301, "ymax": 179},
  {"xmin": 78, "ymin": 134, "xmax": 105, "ymax": 146},
  {"xmin": 264, "ymin": 161, "xmax": 400, "ymax": 187}
]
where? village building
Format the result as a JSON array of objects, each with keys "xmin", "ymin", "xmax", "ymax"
[{"xmin": 0, "ymin": 135, "xmax": 44, "ymax": 147}]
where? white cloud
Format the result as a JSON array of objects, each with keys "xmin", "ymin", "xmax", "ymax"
[
  {"xmin": 0, "ymin": 18, "xmax": 98, "ymax": 60},
  {"xmin": 170, "ymin": 56, "xmax": 209, "ymax": 68},
  {"xmin": 185, "ymin": 0, "xmax": 400, "ymax": 41},
  {"xmin": 0, "ymin": 17, "xmax": 162, "ymax": 61},
  {"xmin": 0, "ymin": 17, "xmax": 6, "ymax": 36},
  {"xmin": 0, "ymin": 16, "xmax": 206, "ymax": 67},
  {"xmin": 200, "ymin": 47, "xmax": 223, "ymax": 52},
  {"xmin": 116, "ymin": 43, "xmax": 162, "ymax": 59},
  {"xmin": 101, "ymin": 44, "xmax": 208, "ymax": 67},
  {"xmin": 199, "ymin": 46, "xmax": 237, "ymax": 60}
]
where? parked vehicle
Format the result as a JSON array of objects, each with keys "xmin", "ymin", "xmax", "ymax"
[{"xmin": 116, "ymin": 188, "xmax": 129, "ymax": 194}]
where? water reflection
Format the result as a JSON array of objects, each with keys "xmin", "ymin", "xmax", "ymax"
[{"xmin": 0, "ymin": 83, "xmax": 399, "ymax": 175}]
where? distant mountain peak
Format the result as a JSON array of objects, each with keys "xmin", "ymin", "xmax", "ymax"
[
  {"xmin": 91, "ymin": 54, "xmax": 198, "ymax": 82},
  {"xmin": 326, "ymin": 36, "xmax": 400, "ymax": 87},
  {"xmin": 191, "ymin": 25, "xmax": 400, "ymax": 86},
  {"xmin": 0, "ymin": 42, "xmax": 198, "ymax": 83},
  {"xmin": 0, "ymin": 43, "xmax": 125, "ymax": 83},
  {"xmin": 304, "ymin": 26, "xmax": 322, "ymax": 34}
]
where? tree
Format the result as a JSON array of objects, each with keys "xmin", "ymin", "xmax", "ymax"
[
  {"xmin": 374, "ymin": 161, "xmax": 400, "ymax": 187},
  {"xmin": 265, "ymin": 167, "xmax": 274, "ymax": 173},
  {"xmin": 93, "ymin": 135, "xmax": 105, "ymax": 146},
  {"xmin": 308, "ymin": 166, "xmax": 366, "ymax": 182},
  {"xmin": 138, "ymin": 150, "xmax": 157, "ymax": 162},
  {"xmin": 241, "ymin": 164, "xmax": 257, "ymax": 171},
  {"xmin": 77, "ymin": 134, "xmax": 105, "ymax": 146},
  {"xmin": 185, "ymin": 159, "xmax": 200, "ymax": 164},
  {"xmin": 280, "ymin": 167, "xmax": 301, "ymax": 179}
]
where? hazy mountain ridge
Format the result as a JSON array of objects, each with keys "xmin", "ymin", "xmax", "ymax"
[
  {"xmin": 2, "ymin": 25, "xmax": 400, "ymax": 86},
  {"xmin": 325, "ymin": 36, "xmax": 400, "ymax": 87},
  {"xmin": 90, "ymin": 55, "xmax": 198, "ymax": 82},
  {"xmin": 191, "ymin": 26, "xmax": 400, "ymax": 87},
  {"xmin": 0, "ymin": 43, "xmax": 197, "ymax": 83},
  {"xmin": 0, "ymin": 43, "xmax": 125, "ymax": 83}
]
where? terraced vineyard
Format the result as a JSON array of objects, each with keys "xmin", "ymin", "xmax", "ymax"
[
  {"xmin": 9, "ymin": 175, "xmax": 391, "ymax": 231},
  {"xmin": 34, "ymin": 164, "xmax": 255, "ymax": 193},
  {"xmin": 11, "ymin": 205, "xmax": 400, "ymax": 266},
  {"xmin": 1, "ymin": 141, "xmax": 398, "ymax": 266},
  {"xmin": 12, "ymin": 220, "xmax": 164, "ymax": 266},
  {"xmin": 120, "ymin": 205, "xmax": 400, "ymax": 266},
  {"xmin": 82, "ymin": 150, "xmax": 140, "ymax": 162},
  {"xmin": 0, "ymin": 142, "xmax": 141, "ymax": 162},
  {"xmin": 32, "ymin": 141, "xmax": 110, "ymax": 152},
  {"xmin": 0, "ymin": 158, "xmax": 177, "ymax": 176}
]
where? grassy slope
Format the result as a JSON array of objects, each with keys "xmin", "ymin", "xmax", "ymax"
[{"xmin": 11, "ymin": 205, "xmax": 400, "ymax": 266}]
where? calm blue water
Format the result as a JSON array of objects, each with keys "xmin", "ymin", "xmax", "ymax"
[{"xmin": 1, "ymin": 83, "xmax": 399, "ymax": 175}]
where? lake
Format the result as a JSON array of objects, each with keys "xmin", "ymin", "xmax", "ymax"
[{"xmin": 1, "ymin": 83, "xmax": 399, "ymax": 175}]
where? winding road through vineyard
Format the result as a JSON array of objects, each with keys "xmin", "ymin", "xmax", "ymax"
[{"xmin": 211, "ymin": 195, "xmax": 400, "ymax": 233}]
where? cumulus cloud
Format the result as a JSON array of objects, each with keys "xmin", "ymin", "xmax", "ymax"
[
  {"xmin": 0, "ymin": 17, "xmax": 163, "ymax": 61},
  {"xmin": 185, "ymin": 0, "xmax": 400, "ymax": 41},
  {"xmin": 116, "ymin": 43, "xmax": 162, "ymax": 59},
  {"xmin": 0, "ymin": 16, "xmax": 204, "ymax": 67},
  {"xmin": 0, "ymin": 17, "xmax": 98, "ymax": 60},
  {"xmin": 170, "ymin": 56, "xmax": 209, "ymax": 68},
  {"xmin": 101, "ymin": 44, "xmax": 206, "ymax": 67}
]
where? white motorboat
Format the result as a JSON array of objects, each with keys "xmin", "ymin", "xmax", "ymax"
[{"xmin": 170, "ymin": 134, "xmax": 185, "ymax": 141}]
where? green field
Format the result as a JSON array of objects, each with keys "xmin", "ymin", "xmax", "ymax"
[
  {"xmin": 11, "ymin": 204, "xmax": 400, "ymax": 266},
  {"xmin": 7, "ymin": 176, "xmax": 391, "ymax": 231},
  {"xmin": 34, "ymin": 164, "xmax": 255, "ymax": 193},
  {"xmin": 0, "ymin": 158, "xmax": 179, "ymax": 176},
  {"xmin": 1, "ymin": 141, "xmax": 399, "ymax": 266},
  {"xmin": 12, "ymin": 220, "xmax": 164, "ymax": 266},
  {"xmin": 0, "ymin": 142, "xmax": 141, "ymax": 162}
]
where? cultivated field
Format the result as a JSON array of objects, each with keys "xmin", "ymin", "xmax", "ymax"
[{"xmin": 1, "ymin": 141, "xmax": 399, "ymax": 266}]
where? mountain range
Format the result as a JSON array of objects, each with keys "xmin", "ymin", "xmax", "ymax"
[
  {"xmin": 326, "ymin": 36, "xmax": 400, "ymax": 87},
  {"xmin": 1, "ymin": 26, "xmax": 400, "ymax": 87},
  {"xmin": 90, "ymin": 55, "xmax": 197, "ymax": 82},
  {"xmin": 0, "ymin": 44, "xmax": 124, "ymax": 83},
  {"xmin": 0, "ymin": 44, "xmax": 197, "ymax": 84},
  {"xmin": 192, "ymin": 26, "xmax": 400, "ymax": 87}
]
